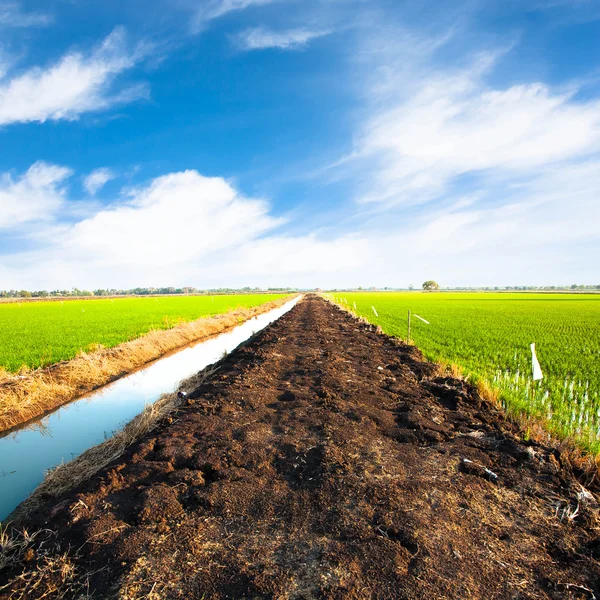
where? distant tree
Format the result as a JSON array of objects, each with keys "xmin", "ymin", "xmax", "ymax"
[{"xmin": 422, "ymin": 280, "xmax": 440, "ymax": 291}]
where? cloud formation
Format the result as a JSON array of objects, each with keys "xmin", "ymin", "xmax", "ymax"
[
  {"xmin": 0, "ymin": 167, "xmax": 370, "ymax": 289},
  {"xmin": 351, "ymin": 55, "xmax": 600, "ymax": 206},
  {"xmin": 2, "ymin": 156, "xmax": 598, "ymax": 289},
  {"xmin": 83, "ymin": 168, "xmax": 116, "ymax": 195},
  {"xmin": 65, "ymin": 170, "xmax": 283, "ymax": 267},
  {"xmin": 0, "ymin": 27, "xmax": 148, "ymax": 126},
  {"xmin": 0, "ymin": 1, "xmax": 51, "ymax": 28},
  {"xmin": 362, "ymin": 158, "xmax": 600, "ymax": 286},
  {"xmin": 235, "ymin": 26, "xmax": 331, "ymax": 50},
  {"xmin": 0, "ymin": 162, "xmax": 72, "ymax": 229},
  {"xmin": 191, "ymin": 0, "xmax": 274, "ymax": 32}
]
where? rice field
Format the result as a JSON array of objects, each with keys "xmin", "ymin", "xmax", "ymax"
[
  {"xmin": 329, "ymin": 292, "xmax": 600, "ymax": 453},
  {"xmin": 0, "ymin": 294, "xmax": 288, "ymax": 373}
]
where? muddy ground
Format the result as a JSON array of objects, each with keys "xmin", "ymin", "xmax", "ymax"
[{"xmin": 1, "ymin": 295, "xmax": 599, "ymax": 599}]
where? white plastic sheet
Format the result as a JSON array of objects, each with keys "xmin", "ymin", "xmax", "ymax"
[{"xmin": 530, "ymin": 343, "xmax": 544, "ymax": 381}]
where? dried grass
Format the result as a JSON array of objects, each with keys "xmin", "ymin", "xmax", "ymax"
[
  {"xmin": 1, "ymin": 549, "xmax": 83, "ymax": 599},
  {"xmin": 0, "ymin": 367, "xmax": 11, "ymax": 385},
  {"xmin": 0, "ymin": 523, "xmax": 44, "ymax": 571},
  {"xmin": 0, "ymin": 525, "xmax": 79, "ymax": 600},
  {"xmin": 475, "ymin": 378, "xmax": 500, "ymax": 406},
  {"xmin": 0, "ymin": 297, "xmax": 293, "ymax": 434}
]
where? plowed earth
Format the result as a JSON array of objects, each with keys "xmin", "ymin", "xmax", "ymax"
[{"xmin": 1, "ymin": 296, "xmax": 599, "ymax": 599}]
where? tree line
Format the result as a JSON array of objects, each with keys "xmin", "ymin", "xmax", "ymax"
[{"xmin": 0, "ymin": 286, "xmax": 298, "ymax": 298}]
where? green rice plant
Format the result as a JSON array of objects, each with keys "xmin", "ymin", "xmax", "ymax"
[
  {"xmin": 330, "ymin": 292, "xmax": 600, "ymax": 454},
  {"xmin": 0, "ymin": 294, "xmax": 287, "ymax": 372}
]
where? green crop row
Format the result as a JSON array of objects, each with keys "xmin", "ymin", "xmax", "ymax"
[
  {"xmin": 329, "ymin": 292, "xmax": 600, "ymax": 454},
  {"xmin": 0, "ymin": 294, "xmax": 288, "ymax": 373}
]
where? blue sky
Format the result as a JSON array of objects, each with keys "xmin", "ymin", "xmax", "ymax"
[{"xmin": 0, "ymin": 0, "xmax": 599, "ymax": 289}]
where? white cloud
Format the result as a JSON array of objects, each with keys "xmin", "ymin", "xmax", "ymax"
[
  {"xmin": 235, "ymin": 26, "xmax": 331, "ymax": 50},
  {"xmin": 392, "ymin": 165, "xmax": 599, "ymax": 259},
  {"xmin": 218, "ymin": 233, "xmax": 367, "ymax": 277},
  {"xmin": 0, "ymin": 162, "xmax": 72, "ymax": 229},
  {"xmin": 83, "ymin": 168, "xmax": 116, "ymax": 195},
  {"xmin": 0, "ymin": 169, "xmax": 370, "ymax": 289},
  {"xmin": 63, "ymin": 170, "xmax": 283, "ymax": 267},
  {"xmin": 362, "ymin": 159, "xmax": 600, "ymax": 286},
  {"xmin": 1, "ymin": 160, "xmax": 599, "ymax": 289},
  {"xmin": 0, "ymin": 27, "xmax": 148, "ymax": 126},
  {"xmin": 351, "ymin": 58, "xmax": 600, "ymax": 206},
  {"xmin": 0, "ymin": 1, "xmax": 51, "ymax": 28},
  {"xmin": 191, "ymin": 0, "xmax": 275, "ymax": 32}
]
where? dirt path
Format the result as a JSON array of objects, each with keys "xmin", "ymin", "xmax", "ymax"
[{"xmin": 1, "ymin": 295, "xmax": 598, "ymax": 599}]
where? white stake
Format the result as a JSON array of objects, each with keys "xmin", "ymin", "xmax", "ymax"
[
  {"xmin": 414, "ymin": 314, "xmax": 430, "ymax": 325},
  {"xmin": 372, "ymin": 306, "xmax": 378, "ymax": 317},
  {"xmin": 531, "ymin": 343, "xmax": 544, "ymax": 381}
]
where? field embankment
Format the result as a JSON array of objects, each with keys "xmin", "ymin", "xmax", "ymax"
[
  {"xmin": 1, "ymin": 296, "xmax": 598, "ymax": 599},
  {"xmin": 0, "ymin": 296, "xmax": 292, "ymax": 433},
  {"xmin": 330, "ymin": 292, "xmax": 600, "ymax": 455}
]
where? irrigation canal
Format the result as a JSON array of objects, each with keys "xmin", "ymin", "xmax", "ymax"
[{"xmin": 0, "ymin": 296, "xmax": 302, "ymax": 521}]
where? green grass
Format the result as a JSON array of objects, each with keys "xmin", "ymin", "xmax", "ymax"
[
  {"xmin": 329, "ymin": 292, "xmax": 600, "ymax": 454},
  {"xmin": 0, "ymin": 294, "xmax": 288, "ymax": 372}
]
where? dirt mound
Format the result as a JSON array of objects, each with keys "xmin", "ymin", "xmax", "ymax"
[{"xmin": 1, "ymin": 295, "xmax": 598, "ymax": 599}]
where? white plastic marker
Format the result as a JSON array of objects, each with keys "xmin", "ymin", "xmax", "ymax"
[
  {"xmin": 414, "ymin": 314, "xmax": 430, "ymax": 325},
  {"xmin": 530, "ymin": 343, "xmax": 544, "ymax": 381},
  {"xmin": 372, "ymin": 306, "xmax": 378, "ymax": 317}
]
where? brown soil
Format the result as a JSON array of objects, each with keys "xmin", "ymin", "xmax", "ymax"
[
  {"xmin": 1, "ymin": 295, "xmax": 599, "ymax": 599},
  {"xmin": 0, "ymin": 297, "xmax": 292, "ymax": 434}
]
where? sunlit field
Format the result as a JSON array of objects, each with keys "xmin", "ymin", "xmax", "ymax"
[
  {"xmin": 330, "ymin": 292, "xmax": 600, "ymax": 453},
  {"xmin": 0, "ymin": 294, "xmax": 288, "ymax": 372}
]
